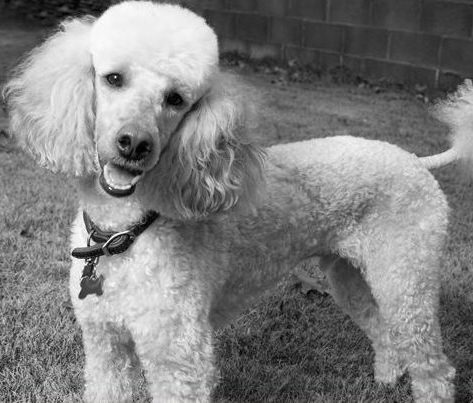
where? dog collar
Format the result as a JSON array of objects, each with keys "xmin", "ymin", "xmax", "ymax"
[
  {"xmin": 71, "ymin": 210, "xmax": 159, "ymax": 300},
  {"xmin": 72, "ymin": 210, "xmax": 159, "ymax": 260}
]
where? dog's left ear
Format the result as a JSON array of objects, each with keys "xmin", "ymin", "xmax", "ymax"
[{"xmin": 167, "ymin": 73, "xmax": 265, "ymax": 219}]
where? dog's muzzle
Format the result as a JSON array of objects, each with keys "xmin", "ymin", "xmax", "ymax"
[{"xmin": 99, "ymin": 124, "xmax": 157, "ymax": 197}]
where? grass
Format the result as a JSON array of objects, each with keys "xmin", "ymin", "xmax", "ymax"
[{"xmin": 2, "ymin": 15, "xmax": 473, "ymax": 403}]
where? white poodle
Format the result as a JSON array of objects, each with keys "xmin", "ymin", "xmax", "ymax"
[{"xmin": 4, "ymin": 1, "xmax": 472, "ymax": 401}]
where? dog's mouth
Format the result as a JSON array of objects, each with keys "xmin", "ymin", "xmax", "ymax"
[{"xmin": 99, "ymin": 162, "xmax": 144, "ymax": 197}]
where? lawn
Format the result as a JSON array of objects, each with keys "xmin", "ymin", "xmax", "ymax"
[{"xmin": 2, "ymin": 15, "xmax": 473, "ymax": 403}]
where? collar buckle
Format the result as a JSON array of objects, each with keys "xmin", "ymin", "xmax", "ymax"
[{"xmin": 101, "ymin": 229, "xmax": 134, "ymax": 256}]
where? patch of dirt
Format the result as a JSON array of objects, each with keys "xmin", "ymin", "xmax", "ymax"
[{"xmin": 221, "ymin": 52, "xmax": 437, "ymax": 103}]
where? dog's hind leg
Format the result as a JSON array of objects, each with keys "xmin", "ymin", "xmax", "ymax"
[
  {"xmin": 364, "ymin": 255, "xmax": 454, "ymax": 402},
  {"xmin": 319, "ymin": 255, "xmax": 404, "ymax": 386},
  {"xmin": 339, "ymin": 223, "xmax": 455, "ymax": 402}
]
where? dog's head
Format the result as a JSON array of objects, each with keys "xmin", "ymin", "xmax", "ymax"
[{"xmin": 3, "ymin": 1, "xmax": 265, "ymax": 219}]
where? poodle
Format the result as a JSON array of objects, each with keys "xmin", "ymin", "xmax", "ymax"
[{"xmin": 4, "ymin": 1, "xmax": 472, "ymax": 401}]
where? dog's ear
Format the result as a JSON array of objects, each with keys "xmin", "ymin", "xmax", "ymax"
[
  {"xmin": 167, "ymin": 73, "xmax": 265, "ymax": 219},
  {"xmin": 3, "ymin": 18, "xmax": 96, "ymax": 176}
]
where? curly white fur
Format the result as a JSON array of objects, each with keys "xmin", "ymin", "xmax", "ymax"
[
  {"xmin": 3, "ymin": 17, "xmax": 96, "ymax": 175},
  {"xmin": 4, "ymin": 1, "xmax": 469, "ymax": 402},
  {"xmin": 158, "ymin": 73, "xmax": 265, "ymax": 218},
  {"xmin": 433, "ymin": 79, "xmax": 473, "ymax": 172}
]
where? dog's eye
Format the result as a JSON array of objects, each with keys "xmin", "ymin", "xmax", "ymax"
[
  {"xmin": 105, "ymin": 73, "xmax": 123, "ymax": 88},
  {"xmin": 165, "ymin": 92, "xmax": 184, "ymax": 107}
]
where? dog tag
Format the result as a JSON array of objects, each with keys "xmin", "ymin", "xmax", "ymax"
[{"xmin": 79, "ymin": 273, "xmax": 104, "ymax": 299}]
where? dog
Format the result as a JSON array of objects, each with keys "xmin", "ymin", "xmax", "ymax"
[{"xmin": 5, "ymin": 1, "xmax": 472, "ymax": 401}]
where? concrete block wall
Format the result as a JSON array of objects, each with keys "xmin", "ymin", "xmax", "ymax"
[
  {"xmin": 2, "ymin": 0, "xmax": 118, "ymax": 20},
  {"xmin": 191, "ymin": 0, "xmax": 473, "ymax": 90},
  {"xmin": 4, "ymin": 0, "xmax": 473, "ymax": 90}
]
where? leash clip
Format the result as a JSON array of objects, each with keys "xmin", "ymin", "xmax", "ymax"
[{"xmin": 87, "ymin": 229, "xmax": 95, "ymax": 247}]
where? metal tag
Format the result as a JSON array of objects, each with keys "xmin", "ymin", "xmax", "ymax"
[{"xmin": 78, "ymin": 259, "xmax": 104, "ymax": 299}]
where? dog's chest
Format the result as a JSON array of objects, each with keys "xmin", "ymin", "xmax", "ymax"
[{"xmin": 71, "ymin": 225, "xmax": 194, "ymax": 322}]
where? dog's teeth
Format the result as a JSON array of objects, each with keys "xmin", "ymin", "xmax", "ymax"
[
  {"xmin": 131, "ymin": 174, "xmax": 143, "ymax": 186},
  {"xmin": 111, "ymin": 182, "xmax": 131, "ymax": 190}
]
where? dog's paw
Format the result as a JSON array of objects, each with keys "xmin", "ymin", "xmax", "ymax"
[{"xmin": 374, "ymin": 351, "xmax": 404, "ymax": 386}]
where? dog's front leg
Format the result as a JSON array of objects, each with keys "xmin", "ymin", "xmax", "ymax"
[
  {"xmin": 79, "ymin": 319, "xmax": 139, "ymax": 403},
  {"xmin": 128, "ymin": 304, "xmax": 216, "ymax": 403}
]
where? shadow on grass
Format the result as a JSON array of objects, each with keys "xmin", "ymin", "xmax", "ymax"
[
  {"xmin": 213, "ymin": 287, "xmax": 405, "ymax": 402},
  {"xmin": 440, "ymin": 292, "xmax": 473, "ymax": 403},
  {"xmin": 213, "ymin": 285, "xmax": 473, "ymax": 402}
]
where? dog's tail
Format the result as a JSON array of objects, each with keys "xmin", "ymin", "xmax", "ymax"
[
  {"xmin": 420, "ymin": 148, "xmax": 458, "ymax": 170},
  {"xmin": 420, "ymin": 79, "xmax": 473, "ymax": 171}
]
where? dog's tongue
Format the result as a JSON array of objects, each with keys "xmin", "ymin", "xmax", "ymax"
[
  {"xmin": 100, "ymin": 162, "xmax": 143, "ymax": 197},
  {"xmin": 105, "ymin": 163, "xmax": 139, "ymax": 188}
]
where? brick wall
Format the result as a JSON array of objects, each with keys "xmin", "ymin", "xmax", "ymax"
[
  {"xmin": 4, "ymin": 0, "xmax": 473, "ymax": 90},
  {"xmin": 191, "ymin": 0, "xmax": 473, "ymax": 90}
]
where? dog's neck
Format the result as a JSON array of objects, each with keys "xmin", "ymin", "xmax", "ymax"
[{"xmin": 77, "ymin": 176, "xmax": 150, "ymax": 232}]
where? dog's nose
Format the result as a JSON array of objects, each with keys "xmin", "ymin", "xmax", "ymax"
[{"xmin": 116, "ymin": 126, "xmax": 153, "ymax": 161}]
